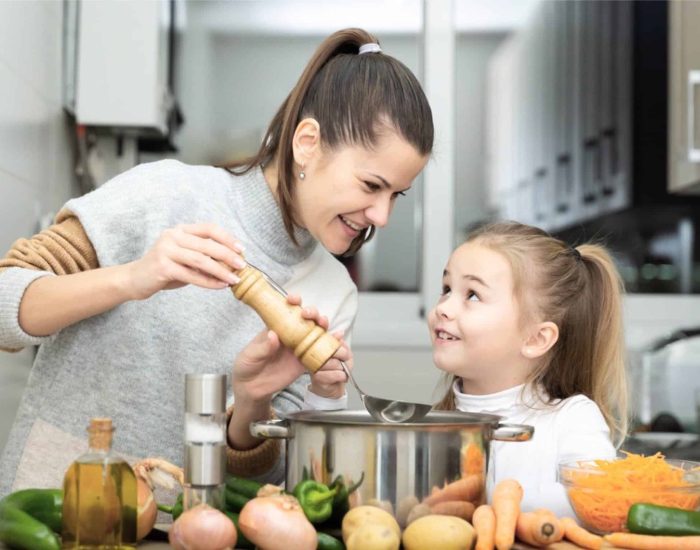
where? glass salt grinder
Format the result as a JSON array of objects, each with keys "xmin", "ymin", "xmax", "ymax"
[{"xmin": 183, "ymin": 373, "xmax": 227, "ymax": 511}]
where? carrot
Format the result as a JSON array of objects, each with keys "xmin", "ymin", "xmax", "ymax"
[
  {"xmin": 604, "ymin": 532, "xmax": 700, "ymax": 549},
  {"xmin": 564, "ymin": 452, "xmax": 700, "ymax": 533},
  {"xmin": 515, "ymin": 509, "xmax": 563, "ymax": 546},
  {"xmin": 423, "ymin": 474, "xmax": 483, "ymax": 506},
  {"xmin": 463, "ymin": 442, "xmax": 486, "ymax": 476},
  {"xmin": 473, "ymin": 504, "xmax": 496, "ymax": 550},
  {"xmin": 429, "ymin": 500, "xmax": 475, "ymax": 521},
  {"xmin": 492, "ymin": 478, "xmax": 523, "ymax": 550},
  {"xmin": 561, "ymin": 517, "xmax": 602, "ymax": 550}
]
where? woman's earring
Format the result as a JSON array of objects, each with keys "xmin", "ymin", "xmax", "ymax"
[{"xmin": 299, "ymin": 170, "xmax": 305, "ymax": 180}]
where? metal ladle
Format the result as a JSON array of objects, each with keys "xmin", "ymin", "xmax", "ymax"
[
  {"xmin": 244, "ymin": 261, "xmax": 433, "ymax": 423},
  {"xmin": 338, "ymin": 360, "xmax": 433, "ymax": 423}
]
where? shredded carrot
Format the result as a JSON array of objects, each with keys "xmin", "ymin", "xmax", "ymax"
[{"xmin": 562, "ymin": 452, "xmax": 700, "ymax": 534}]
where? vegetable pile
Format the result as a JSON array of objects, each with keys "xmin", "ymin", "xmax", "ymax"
[{"xmin": 562, "ymin": 452, "xmax": 700, "ymax": 533}]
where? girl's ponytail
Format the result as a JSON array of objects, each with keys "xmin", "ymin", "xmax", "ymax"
[{"xmin": 574, "ymin": 244, "xmax": 628, "ymax": 446}]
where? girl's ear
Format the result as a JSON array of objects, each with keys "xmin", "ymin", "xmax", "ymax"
[
  {"xmin": 521, "ymin": 321, "xmax": 559, "ymax": 359},
  {"xmin": 292, "ymin": 118, "xmax": 321, "ymax": 168}
]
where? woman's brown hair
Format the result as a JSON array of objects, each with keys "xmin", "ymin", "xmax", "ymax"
[
  {"xmin": 435, "ymin": 222, "xmax": 628, "ymax": 446},
  {"xmin": 223, "ymin": 28, "xmax": 434, "ymax": 256}
]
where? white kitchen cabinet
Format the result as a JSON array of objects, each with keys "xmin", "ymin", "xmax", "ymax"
[
  {"xmin": 668, "ymin": 0, "xmax": 700, "ymax": 193},
  {"xmin": 485, "ymin": 0, "xmax": 632, "ymax": 230}
]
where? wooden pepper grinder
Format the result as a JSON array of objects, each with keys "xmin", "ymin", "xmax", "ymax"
[{"xmin": 230, "ymin": 264, "xmax": 342, "ymax": 373}]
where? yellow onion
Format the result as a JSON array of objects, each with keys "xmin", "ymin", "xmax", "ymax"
[
  {"xmin": 136, "ymin": 477, "xmax": 157, "ymax": 540},
  {"xmin": 239, "ymin": 494, "xmax": 317, "ymax": 550},
  {"xmin": 169, "ymin": 504, "xmax": 237, "ymax": 550}
]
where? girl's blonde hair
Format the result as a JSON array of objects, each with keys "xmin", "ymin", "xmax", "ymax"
[{"xmin": 435, "ymin": 221, "xmax": 628, "ymax": 446}]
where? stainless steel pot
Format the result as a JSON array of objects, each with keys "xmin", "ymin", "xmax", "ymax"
[{"xmin": 251, "ymin": 410, "xmax": 533, "ymax": 526}]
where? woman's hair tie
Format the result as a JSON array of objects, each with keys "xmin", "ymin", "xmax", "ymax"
[{"xmin": 359, "ymin": 43, "xmax": 382, "ymax": 55}]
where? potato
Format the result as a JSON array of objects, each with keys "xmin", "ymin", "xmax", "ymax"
[
  {"xmin": 402, "ymin": 514, "xmax": 476, "ymax": 550},
  {"xmin": 346, "ymin": 523, "xmax": 400, "ymax": 550},
  {"xmin": 342, "ymin": 505, "xmax": 401, "ymax": 543}
]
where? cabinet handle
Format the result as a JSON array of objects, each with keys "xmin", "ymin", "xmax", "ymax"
[
  {"xmin": 555, "ymin": 154, "xmax": 571, "ymax": 213},
  {"xmin": 689, "ymin": 70, "xmax": 700, "ymax": 163},
  {"xmin": 601, "ymin": 127, "xmax": 617, "ymax": 196},
  {"xmin": 582, "ymin": 138, "xmax": 599, "ymax": 204}
]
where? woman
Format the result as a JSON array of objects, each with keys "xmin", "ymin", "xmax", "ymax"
[{"xmin": 0, "ymin": 28, "xmax": 433, "ymax": 494}]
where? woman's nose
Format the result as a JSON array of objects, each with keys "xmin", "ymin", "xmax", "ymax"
[{"xmin": 365, "ymin": 196, "xmax": 392, "ymax": 228}]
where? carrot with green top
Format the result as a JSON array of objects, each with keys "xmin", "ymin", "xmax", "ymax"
[
  {"xmin": 560, "ymin": 517, "xmax": 602, "ymax": 549},
  {"xmin": 473, "ymin": 504, "xmax": 496, "ymax": 550},
  {"xmin": 492, "ymin": 479, "xmax": 523, "ymax": 550}
]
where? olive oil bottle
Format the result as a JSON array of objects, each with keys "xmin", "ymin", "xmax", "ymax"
[{"xmin": 62, "ymin": 418, "xmax": 137, "ymax": 549}]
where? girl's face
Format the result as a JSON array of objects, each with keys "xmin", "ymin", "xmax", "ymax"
[
  {"xmin": 427, "ymin": 241, "xmax": 533, "ymax": 394},
  {"xmin": 294, "ymin": 132, "xmax": 428, "ymax": 255}
]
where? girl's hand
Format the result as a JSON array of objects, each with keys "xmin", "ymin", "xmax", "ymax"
[
  {"xmin": 126, "ymin": 223, "xmax": 246, "ymax": 300},
  {"xmin": 308, "ymin": 333, "xmax": 352, "ymax": 399},
  {"xmin": 232, "ymin": 294, "xmax": 335, "ymax": 404}
]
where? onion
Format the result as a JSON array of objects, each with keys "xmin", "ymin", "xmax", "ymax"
[
  {"xmin": 238, "ymin": 494, "xmax": 317, "ymax": 550},
  {"xmin": 136, "ymin": 477, "xmax": 157, "ymax": 541},
  {"xmin": 168, "ymin": 504, "xmax": 237, "ymax": 550}
]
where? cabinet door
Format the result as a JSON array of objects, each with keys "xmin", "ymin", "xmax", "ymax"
[
  {"xmin": 600, "ymin": 0, "xmax": 632, "ymax": 211},
  {"xmin": 552, "ymin": 0, "xmax": 577, "ymax": 229},
  {"xmin": 668, "ymin": 0, "xmax": 700, "ymax": 192}
]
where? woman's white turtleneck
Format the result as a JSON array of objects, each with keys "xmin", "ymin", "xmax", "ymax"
[{"xmin": 453, "ymin": 381, "xmax": 616, "ymax": 517}]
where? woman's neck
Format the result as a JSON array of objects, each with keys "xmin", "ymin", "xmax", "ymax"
[{"xmin": 262, "ymin": 161, "xmax": 279, "ymax": 200}]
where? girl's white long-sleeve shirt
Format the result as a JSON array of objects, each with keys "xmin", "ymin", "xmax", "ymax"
[{"xmin": 453, "ymin": 381, "xmax": 616, "ymax": 517}]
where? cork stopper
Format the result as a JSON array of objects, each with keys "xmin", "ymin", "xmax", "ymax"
[{"xmin": 87, "ymin": 417, "xmax": 114, "ymax": 451}]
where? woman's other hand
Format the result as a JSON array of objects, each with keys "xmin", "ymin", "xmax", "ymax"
[
  {"xmin": 309, "ymin": 332, "xmax": 351, "ymax": 399},
  {"xmin": 127, "ymin": 223, "xmax": 246, "ymax": 300}
]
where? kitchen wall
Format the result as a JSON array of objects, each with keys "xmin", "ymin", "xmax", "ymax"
[{"xmin": 0, "ymin": 1, "xmax": 78, "ymax": 453}]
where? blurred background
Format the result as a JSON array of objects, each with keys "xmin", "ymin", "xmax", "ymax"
[{"xmin": 2, "ymin": 0, "xmax": 700, "ymax": 459}]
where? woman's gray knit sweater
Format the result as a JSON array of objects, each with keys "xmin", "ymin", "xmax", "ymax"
[{"xmin": 0, "ymin": 160, "xmax": 357, "ymax": 496}]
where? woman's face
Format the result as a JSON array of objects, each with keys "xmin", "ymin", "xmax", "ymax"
[
  {"xmin": 294, "ymin": 132, "xmax": 428, "ymax": 255},
  {"xmin": 427, "ymin": 241, "xmax": 532, "ymax": 394}
]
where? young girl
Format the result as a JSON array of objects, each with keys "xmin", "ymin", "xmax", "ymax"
[
  {"xmin": 429, "ymin": 221, "xmax": 627, "ymax": 517},
  {"xmin": 0, "ymin": 28, "xmax": 433, "ymax": 494}
]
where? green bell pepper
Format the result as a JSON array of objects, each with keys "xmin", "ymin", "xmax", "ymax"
[
  {"xmin": 293, "ymin": 480, "xmax": 338, "ymax": 524},
  {"xmin": 0, "ymin": 496, "xmax": 61, "ymax": 550},
  {"xmin": 627, "ymin": 503, "xmax": 700, "ymax": 536}
]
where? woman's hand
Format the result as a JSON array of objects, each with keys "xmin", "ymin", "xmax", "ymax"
[
  {"xmin": 126, "ymin": 223, "xmax": 246, "ymax": 300},
  {"xmin": 232, "ymin": 294, "xmax": 348, "ymax": 404},
  {"xmin": 308, "ymin": 334, "xmax": 352, "ymax": 399},
  {"xmin": 232, "ymin": 294, "xmax": 328, "ymax": 403}
]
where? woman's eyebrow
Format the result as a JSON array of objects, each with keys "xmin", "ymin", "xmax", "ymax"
[{"xmin": 368, "ymin": 172, "xmax": 393, "ymax": 189}]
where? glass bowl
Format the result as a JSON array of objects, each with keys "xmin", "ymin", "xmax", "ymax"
[{"xmin": 558, "ymin": 458, "xmax": 700, "ymax": 534}]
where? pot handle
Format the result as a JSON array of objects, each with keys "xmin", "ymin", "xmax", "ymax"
[
  {"xmin": 492, "ymin": 423, "xmax": 534, "ymax": 442},
  {"xmin": 249, "ymin": 418, "xmax": 293, "ymax": 439}
]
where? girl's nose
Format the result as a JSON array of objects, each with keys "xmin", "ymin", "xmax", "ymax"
[
  {"xmin": 435, "ymin": 300, "xmax": 453, "ymax": 319},
  {"xmin": 365, "ymin": 196, "xmax": 392, "ymax": 228}
]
